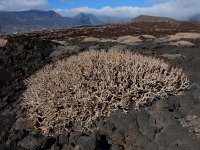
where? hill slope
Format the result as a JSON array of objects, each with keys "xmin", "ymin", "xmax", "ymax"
[{"xmin": 132, "ymin": 15, "xmax": 176, "ymax": 22}]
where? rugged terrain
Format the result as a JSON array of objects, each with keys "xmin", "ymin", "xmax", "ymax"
[
  {"xmin": 0, "ymin": 21, "xmax": 200, "ymax": 150},
  {"xmin": 0, "ymin": 10, "xmax": 129, "ymax": 34}
]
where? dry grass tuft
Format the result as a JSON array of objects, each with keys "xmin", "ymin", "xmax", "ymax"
[
  {"xmin": 22, "ymin": 50, "xmax": 189, "ymax": 135},
  {"xmin": 158, "ymin": 32, "xmax": 200, "ymax": 42}
]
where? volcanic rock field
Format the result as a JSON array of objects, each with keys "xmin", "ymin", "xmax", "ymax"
[{"xmin": 1, "ymin": 21, "xmax": 200, "ymax": 150}]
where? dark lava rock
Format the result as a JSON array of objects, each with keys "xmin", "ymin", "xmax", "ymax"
[
  {"xmin": 0, "ymin": 144, "xmax": 16, "ymax": 150},
  {"xmin": 1, "ymin": 21, "xmax": 200, "ymax": 150},
  {"xmin": 17, "ymin": 134, "xmax": 56, "ymax": 150},
  {"xmin": 59, "ymin": 132, "xmax": 70, "ymax": 145},
  {"xmin": 0, "ymin": 115, "xmax": 16, "ymax": 143},
  {"xmin": 0, "ymin": 70, "xmax": 11, "ymax": 89},
  {"xmin": 17, "ymin": 135, "xmax": 40, "ymax": 149},
  {"xmin": 68, "ymin": 132, "xmax": 96, "ymax": 150}
]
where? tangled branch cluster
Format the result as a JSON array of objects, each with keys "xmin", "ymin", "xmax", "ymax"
[{"xmin": 22, "ymin": 50, "xmax": 189, "ymax": 134}]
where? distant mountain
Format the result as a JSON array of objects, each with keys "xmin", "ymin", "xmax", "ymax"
[
  {"xmin": 189, "ymin": 14, "xmax": 200, "ymax": 21},
  {"xmin": 0, "ymin": 10, "xmax": 106, "ymax": 34},
  {"xmin": 0, "ymin": 10, "xmax": 181, "ymax": 34},
  {"xmin": 132, "ymin": 15, "xmax": 176, "ymax": 22},
  {"xmin": 0, "ymin": 10, "xmax": 79, "ymax": 34},
  {"xmin": 74, "ymin": 13, "xmax": 104, "ymax": 25}
]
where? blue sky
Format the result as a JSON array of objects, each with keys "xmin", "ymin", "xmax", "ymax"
[{"xmin": 48, "ymin": 0, "xmax": 153, "ymax": 9}]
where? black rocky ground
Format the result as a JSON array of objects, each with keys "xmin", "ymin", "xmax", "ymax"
[{"xmin": 0, "ymin": 21, "xmax": 200, "ymax": 150}]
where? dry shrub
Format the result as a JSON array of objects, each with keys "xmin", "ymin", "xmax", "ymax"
[
  {"xmin": 179, "ymin": 115, "xmax": 200, "ymax": 137},
  {"xmin": 158, "ymin": 32, "xmax": 200, "ymax": 42},
  {"xmin": 22, "ymin": 50, "xmax": 189, "ymax": 134},
  {"xmin": 0, "ymin": 38, "xmax": 7, "ymax": 47},
  {"xmin": 174, "ymin": 33, "xmax": 200, "ymax": 40},
  {"xmin": 169, "ymin": 40, "xmax": 195, "ymax": 47},
  {"xmin": 83, "ymin": 37, "xmax": 100, "ymax": 42},
  {"xmin": 117, "ymin": 36, "xmax": 142, "ymax": 45},
  {"xmin": 117, "ymin": 36, "xmax": 134, "ymax": 42}
]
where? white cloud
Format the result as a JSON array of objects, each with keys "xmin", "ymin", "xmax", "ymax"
[
  {"xmin": 56, "ymin": 0, "xmax": 200, "ymax": 19},
  {"xmin": 0, "ymin": 0, "xmax": 48, "ymax": 11}
]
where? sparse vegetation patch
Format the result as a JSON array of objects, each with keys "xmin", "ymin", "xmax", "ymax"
[{"xmin": 22, "ymin": 50, "xmax": 189, "ymax": 135}]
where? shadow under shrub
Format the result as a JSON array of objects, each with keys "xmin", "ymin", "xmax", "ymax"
[{"xmin": 21, "ymin": 50, "xmax": 189, "ymax": 135}]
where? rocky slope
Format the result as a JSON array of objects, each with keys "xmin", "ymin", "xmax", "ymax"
[{"xmin": 0, "ymin": 21, "xmax": 200, "ymax": 150}]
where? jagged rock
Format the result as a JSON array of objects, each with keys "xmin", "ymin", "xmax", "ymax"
[
  {"xmin": 0, "ymin": 115, "xmax": 16, "ymax": 136},
  {"xmin": 169, "ymin": 40, "xmax": 195, "ymax": 47},
  {"xmin": 0, "ymin": 70, "xmax": 11, "ymax": 89},
  {"xmin": 117, "ymin": 35, "xmax": 142, "ymax": 45},
  {"xmin": 59, "ymin": 132, "xmax": 70, "ymax": 145},
  {"xmin": 68, "ymin": 132, "xmax": 96, "ymax": 150},
  {"xmin": 17, "ymin": 135, "xmax": 43, "ymax": 149}
]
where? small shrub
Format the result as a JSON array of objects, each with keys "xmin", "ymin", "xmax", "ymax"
[
  {"xmin": 22, "ymin": 50, "xmax": 189, "ymax": 134},
  {"xmin": 0, "ymin": 38, "xmax": 7, "ymax": 47},
  {"xmin": 117, "ymin": 36, "xmax": 142, "ymax": 45}
]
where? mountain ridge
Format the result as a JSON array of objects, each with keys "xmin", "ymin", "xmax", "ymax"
[
  {"xmin": 0, "ymin": 10, "xmax": 130, "ymax": 34},
  {"xmin": 1, "ymin": 10, "xmax": 200, "ymax": 34},
  {"xmin": 74, "ymin": 12, "xmax": 104, "ymax": 25},
  {"xmin": 0, "ymin": 10, "xmax": 109, "ymax": 34},
  {"xmin": 0, "ymin": 10, "xmax": 78, "ymax": 34}
]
